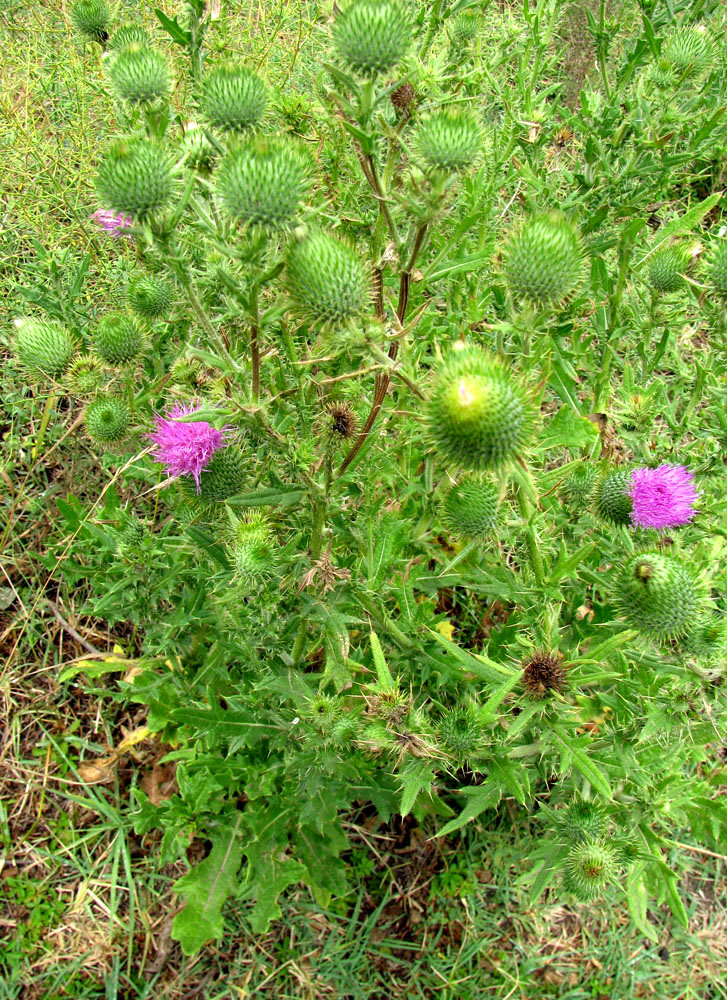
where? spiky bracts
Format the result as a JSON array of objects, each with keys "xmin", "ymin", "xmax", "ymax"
[
  {"xmin": 662, "ymin": 26, "xmax": 713, "ymax": 79},
  {"xmin": 216, "ymin": 138, "xmax": 312, "ymax": 229},
  {"xmin": 65, "ymin": 354, "xmax": 108, "ymax": 397},
  {"xmin": 227, "ymin": 511, "xmax": 275, "ymax": 585},
  {"xmin": 108, "ymin": 44, "xmax": 170, "ymax": 104},
  {"xmin": 332, "ymin": 0, "xmax": 412, "ymax": 78},
  {"xmin": 199, "ymin": 64, "xmax": 268, "ymax": 132},
  {"xmin": 709, "ymin": 240, "xmax": 727, "ymax": 297},
  {"xmin": 286, "ymin": 230, "xmax": 371, "ymax": 325},
  {"xmin": 647, "ymin": 246, "xmax": 687, "ymax": 293},
  {"xmin": 413, "ymin": 111, "xmax": 481, "ymax": 172},
  {"xmin": 562, "ymin": 841, "xmax": 621, "ymax": 901},
  {"xmin": 504, "ymin": 214, "xmax": 584, "ymax": 305},
  {"xmin": 127, "ymin": 274, "xmax": 173, "ymax": 319},
  {"xmin": 426, "ymin": 347, "xmax": 531, "ymax": 472},
  {"xmin": 614, "ymin": 551, "xmax": 707, "ymax": 640},
  {"xmin": 680, "ymin": 615, "xmax": 727, "ymax": 662},
  {"xmin": 14, "ymin": 318, "xmax": 76, "ymax": 376},
  {"xmin": 96, "ymin": 138, "xmax": 175, "ymax": 221},
  {"xmin": 108, "ymin": 24, "xmax": 150, "ymax": 51},
  {"xmin": 561, "ymin": 463, "xmax": 598, "ymax": 509},
  {"xmin": 182, "ymin": 446, "xmax": 248, "ymax": 502},
  {"xmin": 559, "ymin": 802, "xmax": 607, "ymax": 844},
  {"xmin": 522, "ymin": 650, "xmax": 566, "ymax": 698},
  {"xmin": 437, "ymin": 706, "xmax": 486, "ymax": 763},
  {"xmin": 441, "ymin": 478, "xmax": 500, "ymax": 540},
  {"xmin": 324, "ymin": 402, "xmax": 359, "ymax": 444},
  {"xmin": 592, "ymin": 468, "xmax": 633, "ymax": 527},
  {"xmin": 70, "ymin": 0, "xmax": 109, "ymax": 42},
  {"xmin": 391, "ymin": 82, "xmax": 414, "ymax": 112},
  {"xmin": 93, "ymin": 313, "xmax": 145, "ymax": 364},
  {"xmin": 85, "ymin": 394, "xmax": 131, "ymax": 444}
]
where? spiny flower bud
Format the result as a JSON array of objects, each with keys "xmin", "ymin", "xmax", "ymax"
[
  {"xmin": 560, "ymin": 801, "xmax": 607, "ymax": 844},
  {"xmin": 108, "ymin": 44, "xmax": 171, "ymax": 105},
  {"xmin": 108, "ymin": 24, "xmax": 150, "ymax": 51},
  {"xmin": 504, "ymin": 214, "xmax": 584, "ymax": 305},
  {"xmin": 65, "ymin": 353, "xmax": 108, "ymax": 397},
  {"xmin": 70, "ymin": 0, "xmax": 110, "ymax": 43},
  {"xmin": 182, "ymin": 124, "xmax": 217, "ymax": 172},
  {"xmin": 127, "ymin": 274, "xmax": 173, "ymax": 319},
  {"xmin": 330, "ymin": 715, "xmax": 360, "ymax": 748},
  {"xmin": 332, "ymin": 0, "xmax": 412, "ymax": 78},
  {"xmin": 85, "ymin": 394, "xmax": 131, "ymax": 444},
  {"xmin": 615, "ymin": 551, "xmax": 707, "ymax": 640},
  {"xmin": 216, "ymin": 137, "xmax": 312, "ymax": 229},
  {"xmin": 680, "ymin": 615, "xmax": 727, "ymax": 661},
  {"xmin": 96, "ymin": 138, "xmax": 175, "ymax": 220},
  {"xmin": 309, "ymin": 693, "xmax": 341, "ymax": 731},
  {"xmin": 441, "ymin": 478, "xmax": 500, "ymax": 540},
  {"xmin": 438, "ymin": 706, "xmax": 485, "ymax": 762},
  {"xmin": 709, "ymin": 240, "xmax": 727, "ymax": 297},
  {"xmin": 414, "ymin": 111, "xmax": 481, "ymax": 172},
  {"xmin": 562, "ymin": 841, "xmax": 620, "ymax": 901},
  {"xmin": 93, "ymin": 313, "xmax": 145, "ymax": 364},
  {"xmin": 286, "ymin": 230, "xmax": 371, "ymax": 325},
  {"xmin": 592, "ymin": 468, "xmax": 633, "ymax": 527},
  {"xmin": 181, "ymin": 446, "xmax": 247, "ymax": 502},
  {"xmin": 14, "ymin": 318, "xmax": 76, "ymax": 376},
  {"xmin": 426, "ymin": 347, "xmax": 531, "ymax": 471},
  {"xmin": 647, "ymin": 246, "xmax": 687, "ymax": 293},
  {"xmin": 522, "ymin": 650, "xmax": 566, "ymax": 698},
  {"xmin": 229, "ymin": 512, "xmax": 275, "ymax": 584},
  {"xmin": 662, "ymin": 26, "xmax": 713, "ymax": 78},
  {"xmin": 562, "ymin": 463, "xmax": 598, "ymax": 509},
  {"xmin": 390, "ymin": 81, "xmax": 414, "ymax": 112},
  {"xmin": 451, "ymin": 11, "xmax": 480, "ymax": 46},
  {"xmin": 199, "ymin": 64, "xmax": 268, "ymax": 133}
]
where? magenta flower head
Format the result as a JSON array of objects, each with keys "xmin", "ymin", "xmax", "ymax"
[
  {"xmin": 629, "ymin": 464, "xmax": 700, "ymax": 530},
  {"xmin": 147, "ymin": 402, "xmax": 230, "ymax": 491},
  {"xmin": 92, "ymin": 209, "xmax": 133, "ymax": 236}
]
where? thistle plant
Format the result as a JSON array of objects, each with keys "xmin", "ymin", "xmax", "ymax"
[{"xmin": 18, "ymin": 0, "xmax": 727, "ymax": 958}]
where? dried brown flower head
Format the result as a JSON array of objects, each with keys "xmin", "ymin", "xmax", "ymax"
[{"xmin": 522, "ymin": 650, "xmax": 566, "ymax": 698}]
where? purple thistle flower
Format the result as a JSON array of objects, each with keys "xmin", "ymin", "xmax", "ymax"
[
  {"xmin": 92, "ymin": 209, "xmax": 133, "ymax": 236},
  {"xmin": 147, "ymin": 402, "xmax": 229, "ymax": 490},
  {"xmin": 629, "ymin": 464, "xmax": 700, "ymax": 530}
]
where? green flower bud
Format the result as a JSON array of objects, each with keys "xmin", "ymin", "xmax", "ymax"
[
  {"xmin": 562, "ymin": 463, "xmax": 598, "ymax": 509},
  {"xmin": 451, "ymin": 11, "xmax": 480, "ymax": 46},
  {"xmin": 438, "ymin": 706, "xmax": 485, "ymax": 762},
  {"xmin": 14, "ymin": 318, "xmax": 76, "ymax": 376},
  {"xmin": 182, "ymin": 124, "xmax": 218, "ymax": 172},
  {"xmin": 65, "ymin": 353, "xmax": 109, "ymax": 397},
  {"xmin": 562, "ymin": 841, "xmax": 620, "ymax": 901},
  {"xmin": 441, "ymin": 478, "xmax": 500, "ymax": 539},
  {"xmin": 96, "ymin": 138, "xmax": 175, "ymax": 220},
  {"xmin": 615, "ymin": 551, "xmax": 707, "ymax": 640},
  {"xmin": 181, "ymin": 447, "xmax": 247, "ymax": 502},
  {"xmin": 329, "ymin": 715, "xmax": 360, "ymax": 748},
  {"xmin": 286, "ymin": 231, "xmax": 371, "ymax": 325},
  {"xmin": 709, "ymin": 240, "xmax": 727, "ymax": 297},
  {"xmin": 228, "ymin": 512, "xmax": 275, "ymax": 584},
  {"xmin": 647, "ymin": 246, "xmax": 686, "ymax": 293},
  {"xmin": 127, "ymin": 274, "xmax": 173, "ymax": 319},
  {"xmin": 414, "ymin": 111, "xmax": 481, "ymax": 172},
  {"xmin": 680, "ymin": 615, "xmax": 727, "ymax": 661},
  {"xmin": 70, "ymin": 0, "xmax": 110, "ymax": 42},
  {"xmin": 332, "ymin": 0, "xmax": 412, "ymax": 78},
  {"xmin": 108, "ymin": 24, "xmax": 151, "ymax": 51},
  {"xmin": 560, "ymin": 801, "xmax": 607, "ymax": 844},
  {"xmin": 85, "ymin": 394, "xmax": 131, "ymax": 443},
  {"xmin": 426, "ymin": 347, "xmax": 531, "ymax": 471},
  {"xmin": 216, "ymin": 137, "xmax": 312, "ymax": 229},
  {"xmin": 504, "ymin": 214, "xmax": 585, "ymax": 305},
  {"xmin": 662, "ymin": 26, "xmax": 713, "ymax": 78},
  {"xmin": 200, "ymin": 64, "xmax": 268, "ymax": 133},
  {"xmin": 108, "ymin": 44, "xmax": 170, "ymax": 104},
  {"xmin": 592, "ymin": 468, "xmax": 633, "ymax": 527},
  {"xmin": 93, "ymin": 313, "xmax": 145, "ymax": 364}
]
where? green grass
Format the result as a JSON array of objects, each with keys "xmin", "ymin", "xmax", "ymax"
[{"xmin": 3, "ymin": 0, "xmax": 727, "ymax": 997}]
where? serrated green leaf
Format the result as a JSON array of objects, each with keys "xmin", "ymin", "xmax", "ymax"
[
  {"xmin": 248, "ymin": 856, "xmax": 307, "ymax": 933},
  {"xmin": 627, "ymin": 864, "xmax": 659, "ymax": 942},
  {"xmin": 400, "ymin": 759, "xmax": 437, "ymax": 817},
  {"xmin": 541, "ymin": 406, "xmax": 600, "ymax": 451},
  {"xmin": 436, "ymin": 782, "xmax": 500, "ymax": 837}
]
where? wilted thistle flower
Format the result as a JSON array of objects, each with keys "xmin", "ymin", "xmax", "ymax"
[
  {"xmin": 426, "ymin": 346, "xmax": 531, "ymax": 472},
  {"xmin": 147, "ymin": 402, "xmax": 230, "ymax": 490},
  {"xmin": 522, "ymin": 650, "xmax": 566, "ymax": 698},
  {"xmin": 709, "ymin": 239, "xmax": 727, "ymax": 296},
  {"xmin": 108, "ymin": 23, "xmax": 151, "ymax": 51},
  {"xmin": 647, "ymin": 245, "xmax": 687, "ymax": 293},
  {"xmin": 390, "ymin": 81, "xmax": 414, "ymax": 112},
  {"xmin": 592, "ymin": 468, "xmax": 634, "ymax": 527},
  {"xmin": 85, "ymin": 394, "xmax": 131, "ymax": 444},
  {"xmin": 503, "ymin": 214, "xmax": 585, "ymax": 305},
  {"xmin": 286, "ymin": 230, "xmax": 371, "ymax": 325},
  {"xmin": 14, "ymin": 318, "xmax": 76, "ymax": 376},
  {"xmin": 108, "ymin": 44, "xmax": 171, "ymax": 105},
  {"xmin": 96, "ymin": 138, "xmax": 175, "ymax": 221},
  {"xmin": 332, "ymin": 0, "xmax": 412, "ymax": 78},
  {"xmin": 559, "ymin": 801, "xmax": 607, "ymax": 844},
  {"xmin": 629, "ymin": 464, "xmax": 700, "ymax": 530},
  {"xmin": 93, "ymin": 312, "xmax": 145, "ymax": 364},
  {"xmin": 199, "ymin": 63, "xmax": 268, "ymax": 132},
  {"xmin": 70, "ymin": 0, "xmax": 110, "ymax": 42},
  {"xmin": 324, "ymin": 402, "xmax": 358, "ymax": 444},
  {"xmin": 216, "ymin": 137, "xmax": 312, "ymax": 230},
  {"xmin": 562, "ymin": 841, "xmax": 621, "ymax": 901},
  {"xmin": 614, "ymin": 551, "xmax": 707, "ymax": 640},
  {"xmin": 441, "ymin": 478, "xmax": 500, "ymax": 540},
  {"xmin": 413, "ymin": 111, "xmax": 482, "ymax": 172},
  {"xmin": 65, "ymin": 353, "xmax": 108, "ymax": 397},
  {"xmin": 127, "ymin": 274, "xmax": 173, "ymax": 319},
  {"xmin": 92, "ymin": 209, "xmax": 133, "ymax": 236}
]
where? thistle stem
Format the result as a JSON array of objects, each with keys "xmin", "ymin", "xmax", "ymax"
[{"xmin": 249, "ymin": 282, "xmax": 260, "ymax": 403}]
